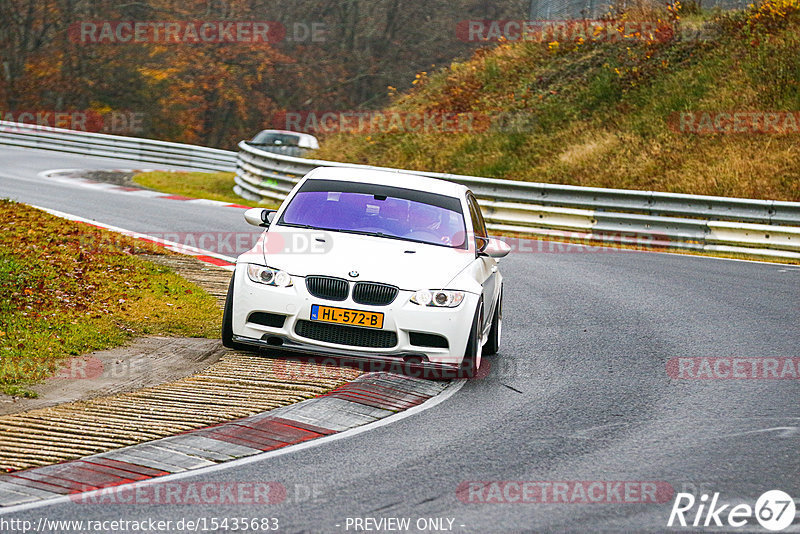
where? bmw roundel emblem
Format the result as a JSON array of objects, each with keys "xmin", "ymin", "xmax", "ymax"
[{"xmin": 349, "ymin": 270, "xmax": 359, "ymax": 278}]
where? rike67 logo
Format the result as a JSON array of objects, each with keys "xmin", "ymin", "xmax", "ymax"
[{"xmin": 668, "ymin": 489, "xmax": 795, "ymax": 531}]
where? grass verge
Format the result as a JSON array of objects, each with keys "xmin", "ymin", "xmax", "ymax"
[
  {"xmin": 314, "ymin": 0, "xmax": 800, "ymax": 201},
  {"xmin": 0, "ymin": 200, "xmax": 222, "ymax": 397},
  {"xmin": 133, "ymin": 170, "xmax": 268, "ymax": 207}
]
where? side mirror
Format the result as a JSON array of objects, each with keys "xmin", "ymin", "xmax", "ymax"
[
  {"xmin": 244, "ymin": 208, "xmax": 276, "ymax": 228},
  {"xmin": 478, "ymin": 236, "xmax": 511, "ymax": 259},
  {"xmin": 476, "ymin": 236, "xmax": 490, "ymax": 254}
]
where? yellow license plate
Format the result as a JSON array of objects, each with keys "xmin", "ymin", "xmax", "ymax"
[{"xmin": 310, "ymin": 305, "xmax": 384, "ymax": 329}]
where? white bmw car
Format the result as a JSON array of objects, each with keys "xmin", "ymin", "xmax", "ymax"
[{"xmin": 222, "ymin": 167, "xmax": 510, "ymax": 377}]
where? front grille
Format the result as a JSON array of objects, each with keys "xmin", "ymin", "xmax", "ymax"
[
  {"xmin": 306, "ymin": 276, "xmax": 349, "ymax": 301},
  {"xmin": 247, "ymin": 312, "xmax": 286, "ymax": 328},
  {"xmin": 352, "ymin": 282, "xmax": 399, "ymax": 306},
  {"xmin": 409, "ymin": 332, "xmax": 449, "ymax": 348},
  {"xmin": 295, "ymin": 320, "xmax": 397, "ymax": 348}
]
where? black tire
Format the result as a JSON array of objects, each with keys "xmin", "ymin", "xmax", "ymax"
[
  {"xmin": 221, "ymin": 274, "xmax": 249, "ymax": 351},
  {"xmin": 458, "ymin": 301, "xmax": 483, "ymax": 378},
  {"xmin": 483, "ymin": 286, "xmax": 502, "ymax": 356}
]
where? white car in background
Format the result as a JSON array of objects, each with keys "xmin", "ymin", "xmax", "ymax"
[
  {"xmin": 222, "ymin": 167, "xmax": 509, "ymax": 377},
  {"xmin": 246, "ymin": 129, "xmax": 319, "ymax": 157}
]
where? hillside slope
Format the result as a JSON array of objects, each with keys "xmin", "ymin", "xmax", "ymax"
[{"xmin": 315, "ymin": 0, "xmax": 800, "ymax": 201}]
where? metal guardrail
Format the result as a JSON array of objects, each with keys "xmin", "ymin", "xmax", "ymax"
[
  {"xmin": 235, "ymin": 141, "xmax": 800, "ymax": 260},
  {"xmin": 0, "ymin": 121, "xmax": 236, "ymax": 172},
  {"xmin": 0, "ymin": 121, "xmax": 796, "ymax": 260},
  {"xmin": 527, "ymin": 0, "xmax": 749, "ymax": 20}
]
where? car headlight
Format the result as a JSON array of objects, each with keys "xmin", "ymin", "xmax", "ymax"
[
  {"xmin": 246, "ymin": 264, "xmax": 293, "ymax": 287},
  {"xmin": 410, "ymin": 290, "xmax": 465, "ymax": 308}
]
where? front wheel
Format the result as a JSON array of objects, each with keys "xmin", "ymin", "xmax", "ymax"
[
  {"xmin": 483, "ymin": 287, "xmax": 502, "ymax": 356},
  {"xmin": 222, "ymin": 274, "xmax": 249, "ymax": 351},
  {"xmin": 458, "ymin": 302, "xmax": 483, "ymax": 378}
]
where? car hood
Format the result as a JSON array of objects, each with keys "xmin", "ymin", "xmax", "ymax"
[{"xmin": 259, "ymin": 228, "xmax": 473, "ymax": 290}]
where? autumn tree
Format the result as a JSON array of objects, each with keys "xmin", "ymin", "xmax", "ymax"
[{"xmin": 1, "ymin": 0, "xmax": 527, "ymax": 147}]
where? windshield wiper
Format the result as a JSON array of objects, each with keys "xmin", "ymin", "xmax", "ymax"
[
  {"xmin": 280, "ymin": 225, "xmax": 457, "ymax": 248},
  {"xmin": 280, "ymin": 223, "xmax": 320, "ymax": 230},
  {"xmin": 326, "ymin": 228, "xmax": 400, "ymax": 240},
  {"xmin": 325, "ymin": 228, "xmax": 443, "ymax": 246}
]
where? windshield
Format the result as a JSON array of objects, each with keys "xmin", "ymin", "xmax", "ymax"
[
  {"xmin": 251, "ymin": 132, "xmax": 301, "ymax": 146},
  {"xmin": 279, "ymin": 179, "xmax": 466, "ymax": 248}
]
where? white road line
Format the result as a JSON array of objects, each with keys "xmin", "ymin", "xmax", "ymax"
[
  {"xmin": 185, "ymin": 198, "xmax": 235, "ymax": 207},
  {"xmin": 117, "ymin": 189, "xmax": 165, "ymax": 198},
  {"xmin": 36, "ymin": 168, "xmax": 250, "ymax": 207},
  {"xmin": 38, "ymin": 168, "xmax": 157, "ymax": 179},
  {"xmin": 32, "ymin": 205, "xmax": 237, "ymax": 267}
]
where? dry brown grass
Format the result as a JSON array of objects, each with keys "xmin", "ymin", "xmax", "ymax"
[{"xmin": 315, "ymin": 2, "xmax": 800, "ymax": 201}]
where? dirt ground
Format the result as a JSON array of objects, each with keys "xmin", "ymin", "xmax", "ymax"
[{"xmin": 0, "ymin": 336, "xmax": 226, "ymax": 416}]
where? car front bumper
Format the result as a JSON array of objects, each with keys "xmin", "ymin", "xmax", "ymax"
[{"xmin": 230, "ymin": 263, "xmax": 478, "ymax": 368}]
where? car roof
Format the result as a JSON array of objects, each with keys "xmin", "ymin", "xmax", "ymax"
[
  {"xmin": 304, "ymin": 166, "xmax": 468, "ymax": 199},
  {"xmin": 253, "ymin": 129, "xmax": 319, "ymax": 148}
]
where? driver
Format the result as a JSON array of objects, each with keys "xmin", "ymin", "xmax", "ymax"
[{"xmin": 409, "ymin": 203, "xmax": 442, "ymax": 233}]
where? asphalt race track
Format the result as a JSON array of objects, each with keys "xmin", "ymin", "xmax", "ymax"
[{"xmin": 1, "ymin": 146, "xmax": 799, "ymax": 533}]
